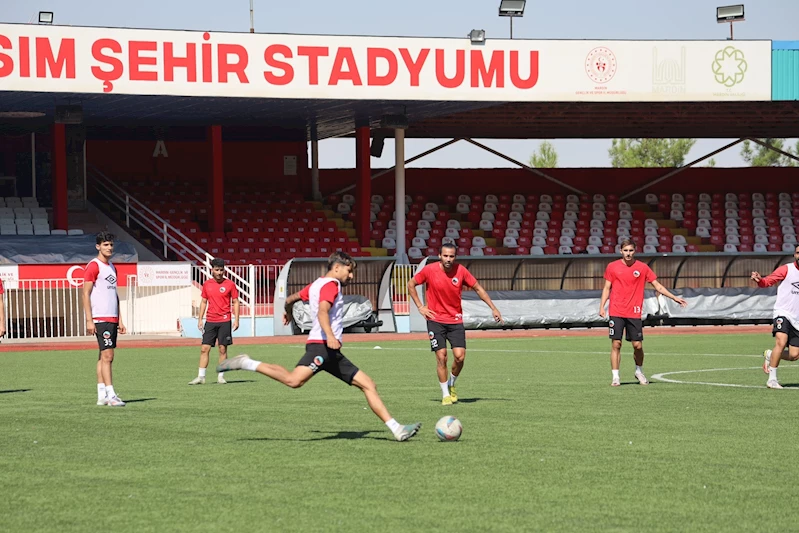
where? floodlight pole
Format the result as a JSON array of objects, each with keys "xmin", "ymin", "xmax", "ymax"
[
  {"xmin": 510, "ymin": 17, "xmax": 513, "ymax": 39},
  {"xmin": 394, "ymin": 127, "xmax": 408, "ymax": 264},
  {"xmin": 729, "ymin": 21, "xmax": 733, "ymax": 40},
  {"xmin": 249, "ymin": 0, "xmax": 254, "ymax": 33}
]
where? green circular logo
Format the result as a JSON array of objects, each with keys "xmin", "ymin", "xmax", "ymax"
[{"xmin": 712, "ymin": 46, "xmax": 748, "ymax": 87}]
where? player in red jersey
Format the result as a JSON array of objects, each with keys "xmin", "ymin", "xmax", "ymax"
[
  {"xmin": 0, "ymin": 277, "xmax": 5, "ymax": 339},
  {"xmin": 408, "ymin": 243, "xmax": 503, "ymax": 405},
  {"xmin": 189, "ymin": 258, "xmax": 240, "ymax": 385},
  {"xmin": 599, "ymin": 239, "xmax": 686, "ymax": 387},
  {"xmin": 217, "ymin": 252, "xmax": 421, "ymax": 442},
  {"xmin": 82, "ymin": 231, "xmax": 127, "ymax": 406}
]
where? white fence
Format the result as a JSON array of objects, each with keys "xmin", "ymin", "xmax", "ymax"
[{"xmin": 1, "ymin": 264, "xmax": 285, "ymax": 340}]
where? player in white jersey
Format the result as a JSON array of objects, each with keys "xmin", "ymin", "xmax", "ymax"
[
  {"xmin": 751, "ymin": 244, "xmax": 799, "ymax": 389},
  {"xmin": 82, "ymin": 232, "xmax": 127, "ymax": 406},
  {"xmin": 218, "ymin": 252, "xmax": 421, "ymax": 442}
]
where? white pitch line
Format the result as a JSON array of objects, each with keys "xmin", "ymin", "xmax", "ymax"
[
  {"xmin": 344, "ymin": 346, "xmax": 764, "ymax": 357},
  {"xmin": 651, "ymin": 366, "xmax": 799, "ymax": 389}
]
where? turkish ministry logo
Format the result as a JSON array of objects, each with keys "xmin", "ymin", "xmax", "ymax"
[
  {"xmin": 585, "ymin": 47, "xmax": 617, "ymax": 84},
  {"xmin": 712, "ymin": 46, "xmax": 747, "ymax": 87}
]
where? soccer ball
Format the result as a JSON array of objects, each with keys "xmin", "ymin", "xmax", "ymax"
[{"xmin": 435, "ymin": 416, "xmax": 462, "ymax": 441}]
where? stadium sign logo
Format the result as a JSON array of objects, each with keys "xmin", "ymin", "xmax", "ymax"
[
  {"xmin": 585, "ymin": 47, "xmax": 617, "ymax": 84},
  {"xmin": 712, "ymin": 46, "xmax": 747, "ymax": 87},
  {"xmin": 652, "ymin": 46, "xmax": 686, "ymax": 94}
]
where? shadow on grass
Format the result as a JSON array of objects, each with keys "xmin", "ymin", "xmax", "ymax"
[
  {"xmin": 124, "ymin": 398, "xmax": 157, "ymax": 404},
  {"xmin": 430, "ymin": 397, "xmax": 512, "ymax": 404},
  {"xmin": 0, "ymin": 389, "xmax": 31, "ymax": 394},
  {"xmin": 240, "ymin": 430, "xmax": 390, "ymax": 442},
  {"xmin": 214, "ymin": 380, "xmax": 256, "ymax": 385}
]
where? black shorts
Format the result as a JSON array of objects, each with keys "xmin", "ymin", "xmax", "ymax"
[
  {"xmin": 427, "ymin": 320, "xmax": 467, "ymax": 352},
  {"xmin": 772, "ymin": 316, "xmax": 799, "ymax": 347},
  {"xmin": 95, "ymin": 321, "xmax": 118, "ymax": 352},
  {"xmin": 608, "ymin": 316, "xmax": 644, "ymax": 342},
  {"xmin": 202, "ymin": 321, "xmax": 233, "ymax": 346},
  {"xmin": 297, "ymin": 343, "xmax": 360, "ymax": 385}
]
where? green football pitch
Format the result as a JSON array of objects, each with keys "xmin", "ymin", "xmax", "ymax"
[{"xmin": 2, "ymin": 333, "xmax": 797, "ymax": 532}]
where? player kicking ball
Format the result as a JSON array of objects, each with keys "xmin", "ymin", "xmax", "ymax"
[
  {"xmin": 599, "ymin": 239, "xmax": 687, "ymax": 387},
  {"xmin": 217, "ymin": 252, "xmax": 421, "ymax": 442}
]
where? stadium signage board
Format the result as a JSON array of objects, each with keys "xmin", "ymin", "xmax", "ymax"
[{"xmin": 0, "ymin": 23, "xmax": 771, "ymax": 101}]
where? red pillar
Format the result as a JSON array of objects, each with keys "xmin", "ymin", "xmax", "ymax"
[
  {"xmin": 208, "ymin": 125, "xmax": 224, "ymax": 234},
  {"xmin": 355, "ymin": 126, "xmax": 371, "ymax": 247},
  {"xmin": 51, "ymin": 123, "xmax": 68, "ymax": 230}
]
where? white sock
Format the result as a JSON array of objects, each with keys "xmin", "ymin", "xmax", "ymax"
[
  {"xmin": 612, "ymin": 369, "xmax": 620, "ymax": 380},
  {"xmin": 106, "ymin": 385, "xmax": 116, "ymax": 398},
  {"xmin": 198, "ymin": 368, "xmax": 207, "ymax": 378},
  {"xmin": 635, "ymin": 365, "xmax": 643, "ymax": 375},
  {"xmin": 440, "ymin": 381, "xmax": 450, "ymax": 398},
  {"xmin": 97, "ymin": 384, "xmax": 106, "ymax": 399},
  {"xmin": 385, "ymin": 418, "xmax": 401, "ymax": 434},
  {"xmin": 449, "ymin": 373, "xmax": 458, "ymax": 387},
  {"xmin": 769, "ymin": 366, "xmax": 778, "ymax": 381},
  {"xmin": 243, "ymin": 358, "xmax": 262, "ymax": 372},
  {"xmin": 218, "ymin": 372, "xmax": 225, "ymax": 380}
]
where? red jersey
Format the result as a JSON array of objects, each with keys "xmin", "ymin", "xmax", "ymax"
[
  {"xmin": 604, "ymin": 259, "xmax": 656, "ymax": 318},
  {"xmin": 201, "ymin": 278, "xmax": 239, "ymax": 322},
  {"xmin": 413, "ymin": 262, "xmax": 476, "ymax": 324}
]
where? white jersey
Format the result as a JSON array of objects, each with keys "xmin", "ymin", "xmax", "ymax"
[
  {"xmin": 306, "ymin": 277, "xmax": 344, "ymax": 343},
  {"xmin": 774, "ymin": 262, "xmax": 799, "ymax": 330},
  {"xmin": 87, "ymin": 258, "xmax": 119, "ymax": 321}
]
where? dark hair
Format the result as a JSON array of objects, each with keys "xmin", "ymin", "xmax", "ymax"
[
  {"xmin": 210, "ymin": 258, "xmax": 225, "ymax": 269},
  {"xmin": 95, "ymin": 231, "xmax": 115, "ymax": 245},
  {"xmin": 440, "ymin": 242, "xmax": 457, "ymax": 254},
  {"xmin": 328, "ymin": 251, "xmax": 356, "ymax": 271},
  {"xmin": 619, "ymin": 239, "xmax": 636, "ymax": 250}
]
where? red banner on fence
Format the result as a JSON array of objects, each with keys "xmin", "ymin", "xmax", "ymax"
[{"xmin": 11, "ymin": 263, "xmax": 138, "ymax": 287}]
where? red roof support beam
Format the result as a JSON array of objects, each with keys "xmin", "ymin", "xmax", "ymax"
[
  {"xmin": 208, "ymin": 125, "xmax": 225, "ymax": 234},
  {"xmin": 51, "ymin": 123, "xmax": 68, "ymax": 230}
]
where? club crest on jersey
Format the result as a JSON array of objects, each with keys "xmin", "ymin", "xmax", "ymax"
[
  {"xmin": 219, "ymin": 286, "xmax": 226, "ymax": 293},
  {"xmin": 428, "ymin": 331, "xmax": 435, "ymax": 339},
  {"xmin": 103, "ymin": 331, "xmax": 111, "ymax": 339},
  {"xmin": 309, "ymin": 355, "xmax": 325, "ymax": 372},
  {"xmin": 609, "ymin": 319, "xmax": 615, "ymax": 327},
  {"xmin": 451, "ymin": 277, "xmax": 459, "ymax": 285},
  {"xmin": 777, "ymin": 318, "xmax": 784, "ymax": 325},
  {"xmin": 633, "ymin": 270, "xmax": 640, "ymax": 278}
]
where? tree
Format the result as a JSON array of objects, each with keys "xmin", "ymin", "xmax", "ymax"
[
  {"xmin": 705, "ymin": 158, "xmax": 716, "ymax": 168},
  {"xmin": 529, "ymin": 140, "xmax": 558, "ymax": 168},
  {"xmin": 608, "ymin": 138, "xmax": 696, "ymax": 167},
  {"xmin": 740, "ymin": 138, "xmax": 797, "ymax": 167}
]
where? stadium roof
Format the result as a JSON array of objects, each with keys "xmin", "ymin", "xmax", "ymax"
[{"xmin": 0, "ymin": 23, "xmax": 796, "ymax": 139}]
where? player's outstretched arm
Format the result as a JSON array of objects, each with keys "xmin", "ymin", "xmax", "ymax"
[
  {"xmin": 651, "ymin": 280, "xmax": 687, "ymax": 308},
  {"xmin": 753, "ymin": 265, "xmax": 788, "ymax": 288},
  {"xmin": 472, "ymin": 282, "xmax": 503, "ymax": 323},
  {"xmin": 599, "ymin": 280, "xmax": 611, "ymax": 318},
  {"xmin": 283, "ymin": 291, "xmax": 302, "ymax": 326}
]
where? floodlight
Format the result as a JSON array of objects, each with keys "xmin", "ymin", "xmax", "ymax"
[
  {"xmin": 716, "ymin": 4, "xmax": 744, "ymax": 22},
  {"xmin": 469, "ymin": 29, "xmax": 486, "ymax": 44},
  {"xmin": 38, "ymin": 11, "xmax": 54, "ymax": 24},
  {"xmin": 498, "ymin": 0, "xmax": 526, "ymax": 17}
]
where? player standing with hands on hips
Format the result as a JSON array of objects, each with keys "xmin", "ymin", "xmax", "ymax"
[
  {"xmin": 82, "ymin": 232, "xmax": 127, "ymax": 406},
  {"xmin": 751, "ymin": 244, "xmax": 799, "ymax": 389},
  {"xmin": 189, "ymin": 258, "xmax": 240, "ymax": 385},
  {"xmin": 408, "ymin": 243, "xmax": 503, "ymax": 405},
  {"xmin": 599, "ymin": 240, "xmax": 687, "ymax": 387}
]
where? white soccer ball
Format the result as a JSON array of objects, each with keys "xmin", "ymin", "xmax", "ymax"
[{"xmin": 435, "ymin": 416, "xmax": 462, "ymax": 441}]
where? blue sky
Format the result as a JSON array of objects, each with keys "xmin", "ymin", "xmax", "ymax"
[{"xmin": 4, "ymin": 0, "xmax": 797, "ymax": 168}]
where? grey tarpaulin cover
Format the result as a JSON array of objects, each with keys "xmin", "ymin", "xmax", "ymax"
[
  {"xmin": 460, "ymin": 288, "xmax": 777, "ymax": 328},
  {"xmin": 0, "ymin": 235, "xmax": 138, "ymax": 264},
  {"xmin": 292, "ymin": 295, "xmax": 374, "ymax": 332}
]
